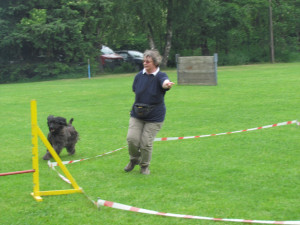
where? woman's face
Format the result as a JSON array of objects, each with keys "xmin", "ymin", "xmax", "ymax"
[{"xmin": 143, "ymin": 56, "xmax": 156, "ymax": 73}]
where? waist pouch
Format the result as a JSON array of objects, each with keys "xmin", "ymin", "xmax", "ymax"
[{"xmin": 133, "ymin": 103, "xmax": 156, "ymax": 118}]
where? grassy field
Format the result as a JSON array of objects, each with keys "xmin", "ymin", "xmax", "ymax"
[{"xmin": 0, "ymin": 62, "xmax": 299, "ymax": 225}]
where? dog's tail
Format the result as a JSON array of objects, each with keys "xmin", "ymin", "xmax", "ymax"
[{"xmin": 68, "ymin": 118, "xmax": 74, "ymax": 124}]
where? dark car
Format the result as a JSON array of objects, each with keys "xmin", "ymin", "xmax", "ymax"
[
  {"xmin": 100, "ymin": 45, "xmax": 124, "ymax": 69},
  {"xmin": 115, "ymin": 50, "xmax": 144, "ymax": 71}
]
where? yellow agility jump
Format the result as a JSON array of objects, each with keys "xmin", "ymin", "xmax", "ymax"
[{"xmin": 30, "ymin": 100, "xmax": 83, "ymax": 201}]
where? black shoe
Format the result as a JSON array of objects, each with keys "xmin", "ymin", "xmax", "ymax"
[
  {"xmin": 124, "ymin": 160, "xmax": 139, "ymax": 172},
  {"xmin": 140, "ymin": 166, "xmax": 150, "ymax": 175}
]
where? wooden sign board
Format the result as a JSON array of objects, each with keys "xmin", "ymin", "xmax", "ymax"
[{"xmin": 176, "ymin": 54, "xmax": 218, "ymax": 85}]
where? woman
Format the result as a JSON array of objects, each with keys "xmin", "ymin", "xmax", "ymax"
[{"xmin": 124, "ymin": 49, "xmax": 175, "ymax": 175}]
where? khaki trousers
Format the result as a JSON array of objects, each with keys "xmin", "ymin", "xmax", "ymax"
[{"xmin": 126, "ymin": 117, "xmax": 163, "ymax": 167}]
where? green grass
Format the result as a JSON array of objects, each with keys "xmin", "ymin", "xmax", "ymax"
[{"xmin": 0, "ymin": 62, "xmax": 299, "ymax": 225}]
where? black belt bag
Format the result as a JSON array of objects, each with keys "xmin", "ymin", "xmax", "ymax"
[{"xmin": 133, "ymin": 103, "xmax": 156, "ymax": 118}]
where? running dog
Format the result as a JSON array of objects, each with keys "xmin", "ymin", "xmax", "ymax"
[{"xmin": 43, "ymin": 115, "xmax": 79, "ymax": 160}]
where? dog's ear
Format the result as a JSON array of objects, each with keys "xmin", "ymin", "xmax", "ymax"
[
  {"xmin": 57, "ymin": 117, "xmax": 67, "ymax": 126},
  {"xmin": 47, "ymin": 115, "xmax": 54, "ymax": 122}
]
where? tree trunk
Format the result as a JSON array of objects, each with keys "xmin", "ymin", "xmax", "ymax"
[
  {"xmin": 200, "ymin": 39, "xmax": 210, "ymax": 56},
  {"xmin": 161, "ymin": 0, "xmax": 173, "ymax": 68},
  {"xmin": 147, "ymin": 23, "xmax": 156, "ymax": 49},
  {"xmin": 269, "ymin": 0, "xmax": 275, "ymax": 63}
]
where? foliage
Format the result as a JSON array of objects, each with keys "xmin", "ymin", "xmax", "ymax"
[
  {"xmin": 0, "ymin": 0, "xmax": 299, "ymax": 82},
  {"xmin": 0, "ymin": 63, "xmax": 299, "ymax": 224}
]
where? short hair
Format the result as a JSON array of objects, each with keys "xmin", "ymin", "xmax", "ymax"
[{"xmin": 144, "ymin": 49, "xmax": 162, "ymax": 67}]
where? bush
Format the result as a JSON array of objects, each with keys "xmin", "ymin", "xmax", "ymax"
[
  {"xmin": 0, "ymin": 61, "xmax": 92, "ymax": 83},
  {"xmin": 103, "ymin": 62, "xmax": 139, "ymax": 74}
]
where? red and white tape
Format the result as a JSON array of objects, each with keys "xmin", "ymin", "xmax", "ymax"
[
  {"xmin": 47, "ymin": 120, "xmax": 300, "ymax": 224},
  {"xmin": 48, "ymin": 120, "xmax": 298, "ymax": 167},
  {"xmin": 48, "ymin": 146, "xmax": 127, "ymax": 167},
  {"xmin": 96, "ymin": 199, "xmax": 300, "ymax": 225},
  {"xmin": 46, "ymin": 166, "xmax": 300, "ymax": 225},
  {"xmin": 47, "ymin": 160, "xmax": 71, "ymax": 184},
  {"xmin": 154, "ymin": 120, "xmax": 298, "ymax": 142}
]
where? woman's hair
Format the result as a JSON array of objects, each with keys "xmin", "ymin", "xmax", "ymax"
[{"xmin": 144, "ymin": 49, "xmax": 162, "ymax": 67}]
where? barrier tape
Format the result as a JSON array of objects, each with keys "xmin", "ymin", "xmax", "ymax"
[
  {"xmin": 47, "ymin": 119, "xmax": 300, "ymax": 224},
  {"xmin": 47, "ymin": 161, "xmax": 71, "ymax": 184},
  {"xmin": 154, "ymin": 120, "xmax": 298, "ymax": 142},
  {"xmin": 48, "ymin": 146, "xmax": 127, "ymax": 167},
  {"xmin": 46, "ymin": 166, "xmax": 300, "ymax": 225},
  {"xmin": 48, "ymin": 120, "xmax": 298, "ymax": 167},
  {"xmin": 96, "ymin": 199, "xmax": 300, "ymax": 225}
]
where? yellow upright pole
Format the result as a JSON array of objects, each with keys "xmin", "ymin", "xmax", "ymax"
[{"xmin": 31, "ymin": 100, "xmax": 43, "ymax": 201}]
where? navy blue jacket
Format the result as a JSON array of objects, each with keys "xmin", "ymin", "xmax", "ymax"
[{"xmin": 130, "ymin": 70, "xmax": 169, "ymax": 122}]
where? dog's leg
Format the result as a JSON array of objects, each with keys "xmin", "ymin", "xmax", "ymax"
[
  {"xmin": 53, "ymin": 143, "xmax": 64, "ymax": 156},
  {"xmin": 43, "ymin": 136, "xmax": 53, "ymax": 160},
  {"xmin": 66, "ymin": 144, "xmax": 76, "ymax": 155},
  {"xmin": 43, "ymin": 139, "xmax": 53, "ymax": 160},
  {"xmin": 43, "ymin": 144, "xmax": 63, "ymax": 160},
  {"xmin": 43, "ymin": 151, "xmax": 52, "ymax": 160}
]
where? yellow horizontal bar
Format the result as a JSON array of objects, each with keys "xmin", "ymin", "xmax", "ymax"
[{"xmin": 38, "ymin": 189, "xmax": 83, "ymax": 196}]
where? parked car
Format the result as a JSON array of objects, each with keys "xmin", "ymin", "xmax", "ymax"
[
  {"xmin": 115, "ymin": 50, "xmax": 144, "ymax": 71},
  {"xmin": 100, "ymin": 45, "xmax": 123, "ymax": 69}
]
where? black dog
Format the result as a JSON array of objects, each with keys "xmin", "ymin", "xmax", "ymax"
[{"xmin": 43, "ymin": 115, "xmax": 79, "ymax": 160}]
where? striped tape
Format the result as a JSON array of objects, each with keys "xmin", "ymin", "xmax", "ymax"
[
  {"xmin": 47, "ymin": 160, "xmax": 71, "ymax": 184},
  {"xmin": 48, "ymin": 146, "xmax": 127, "ymax": 167},
  {"xmin": 46, "ymin": 165, "xmax": 300, "ymax": 225},
  {"xmin": 47, "ymin": 120, "xmax": 300, "ymax": 224},
  {"xmin": 154, "ymin": 120, "xmax": 298, "ymax": 142},
  {"xmin": 96, "ymin": 199, "xmax": 300, "ymax": 225},
  {"xmin": 48, "ymin": 120, "xmax": 298, "ymax": 167}
]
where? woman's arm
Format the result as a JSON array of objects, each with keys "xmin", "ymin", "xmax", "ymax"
[{"xmin": 162, "ymin": 79, "xmax": 175, "ymax": 89}]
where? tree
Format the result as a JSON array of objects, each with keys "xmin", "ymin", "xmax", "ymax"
[
  {"xmin": 1, "ymin": 0, "xmax": 299, "ymax": 82},
  {"xmin": 171, "ymin": 0, "xmax": 221, "ymax": 57},
  {"xmin": 112, "ymin": 0, "xmax": 175, "ymax": 67},
  {"xmin": 161, "ymin": 0, "xmax": 174, "ymax": 67},
  {"xmin": 269, "ymin": 0, "xmax": 275, "ymax": 63}
]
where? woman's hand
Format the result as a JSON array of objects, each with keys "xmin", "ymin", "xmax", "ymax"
[{"xmin": 163, "ymin": 80, "xmax": 175, "ymax": 89}]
